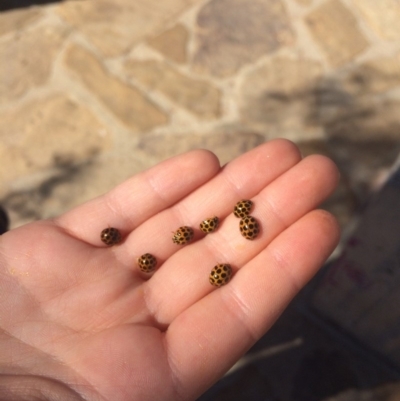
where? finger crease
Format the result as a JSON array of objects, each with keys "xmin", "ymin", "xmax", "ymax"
[
  {"xmin": 222, "ymin": 286, "xmax": 259, "ymax": 344},
  {"xmin": 269, "ymin": 247, "xmax": 301, "ymax": 293}
]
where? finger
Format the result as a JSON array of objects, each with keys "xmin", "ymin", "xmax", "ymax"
[
  {"xmin": 115, "ymin": 139, "xmax": 302, "ymax": 270},
  {"xmin": 144, "ymin": 155, "xmax": 339, "ymax": 324},
  {"xmin": 54, "ymin": 150, "xmax": 220, "ymax": 245},
  {"xmin": 164, "ymin": 210, "xmax": 340, "ymax": 400}
]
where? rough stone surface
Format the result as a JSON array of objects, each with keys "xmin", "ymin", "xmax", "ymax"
[
  {"xmin": 1, "ymin": 148, "xmax": 149, "ymax": 225},
  {"xmin": 0, "ymin": 95, "xmax": 111, "ymax": 192},
  {"xmin": 353, "ymin": 0, "xmax": 400, "ymax": 41},
  {"xmin": 65, "ymin": 44, "xmax": 168, "ymax": 131},
  {"xmin": 0, "ymin": 0, "xmax": 396, "ymax": 241},
  {"xmin": 125, "ymin": 60, "xmax": 221, "ymax": 118},
  {"xmin": 0, "ymin": 7, "xmax": 43, "ymax": 37},
  {"xmin": 316, "ymin": 80, "xmax": 400, "ymax": 142},
  {"xmin": 330, "ymin": 136, "xmax": 400, "ymax": 206},
  {"xmin": 138, "ymin": 132, "xmax": 265, "ymax": 165},
  {"xmin": 314, "ymin": 67, "xmax": 400, "ymax": 202},
  {"xmin": 0, "ymin": 24, "xmax": 68, "ymax": 103},
  {"xmin": 305, "ymin": 0, "xmax": 369, "ymax": 67},
  {"xmin": 193, "ymin": 0, "xmax": 294, "ymax": 77},
  {"xmin": 240, "ymin": 57, "xmax": 323, "ymax": 137},
  {"xmin": 294, "ymin": 0, "xmax": 312, "ymax": 5},
  {"xmin": 56, "ymin": 0, "xmax": 203, "ymax": 57},
  {"xmin": 343, "ymin": 55, "xmax": 400, "ymax": 94},
  {"xmin": 147, "ymin": 24, "xmax": 188, "ymax": 64}
]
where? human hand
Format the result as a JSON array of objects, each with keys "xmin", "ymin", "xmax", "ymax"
[{"xmin": 0, "ymin": 139, "xmax": 340, "ymax": 401}]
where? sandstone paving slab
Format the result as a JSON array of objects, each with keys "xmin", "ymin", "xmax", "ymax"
[
  {"xmin": 0, "ymin": 23, "xmax": 69, "ymax": 104},
  {"xmin": 0, "ymin": 0, "xmax": 398, "ymax": 237},
  {"xmin": 305, "ymin": 0, "xmax": 370, "ymax": 67},
  {"xmin": 316, "ymin": 78, "xmax": 400, "ymax": 143},
  {"xmin": 2, "ymin": 159, "xmax": 96, "ymax": 226},
  {"xmin": 0, "ymin": 6, "xmax": 43, "ymax": 37},
  {"xmin": 342, "ymin": 55, "xmax": 400, "ymax": 95},
  {"xmin": 353, "ymin": 0, "xmax": 400, "ymax": 41},
  {"xmin": 327, "ymin": 139, "xmax": 400, "ymax": 213},
  {"xmin": 240, "ymin": 56, "xmax": 324, "ymax": 138},
  {"xmin": 242, "ymin": 56, "xmax": 324, "ymax": 96},
  {"xmin": 125, "ymin": 59, "xmax": 221, "ymax": 119},
  {"xmin": 240, "ymin": 49, "xmax": 400, "ymax": 225},
  {"xmin": 64, "ymin": 44, "xmax": 168, "ymax": 131},
  {"xmin": 56, "ymin": 0, "xmax": 204, "ymax": 57},
  {"xmin": 294, "ymin": 0, "xmax": 313, "ymax": 6},
  {"xmin": 193, "ymin": 0, "xmax": 294, "ymax": 77},
  {"xmin": 137, "ymin": 131, "xmax": 265, "ymax": 166},
  {"xmin": 0, "ymin": 94, "xmax": 112, "ymax": 195},
  {"xmin": 309, "ymin": 67, "xmax": 400, "ymax": 205},
  {"xmin": 147, "ymin": 24, "xmax": 189, "ymax": 64},
  {"xmin": 2, "ymin": 147, "xmax": 150, "ymax": 227}
]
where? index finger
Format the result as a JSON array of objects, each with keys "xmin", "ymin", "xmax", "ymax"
[{"xmin": 55, "ymin": 149, "xmax": 220, "ymax": 245}]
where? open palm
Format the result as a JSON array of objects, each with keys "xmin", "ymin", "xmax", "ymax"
[{"xmin": 0, "ymin": 140, "xmax": 340, "ymax": 401}]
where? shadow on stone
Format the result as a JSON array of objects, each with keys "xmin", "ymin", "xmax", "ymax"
[
  {"xmin": 0, "ymin": 0, "xmax": 64, "ymax": 12},
  {"xmin": 308, "ymin": 75, "xmax": 400, "ymax": 208},
  {"xmin": 0, "ymin": 153, "xmax": 95, "ymax": 222},
  {"xmin": 242, "ymin": 59, "xmax": 400, "ymax": 220}
]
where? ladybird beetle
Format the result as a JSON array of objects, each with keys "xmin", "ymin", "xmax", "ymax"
[
  {"xmin": 234, "ymin": 200, "xmax": 253, "ymax": 218},
  {"xmin": 209, "ymin": 263, "xmax": 232, "ymax": 287},
  {"xmin": 200, "ymin": 216, "xmax": 219, "ymax": 234},
  {"xmin": 172, "ymin": 226, "xmax": 194, "ymax": 245},
  {"xmin": 100, "ymin": 227, "xmax": 122, "ymax": 246},
  {"xmin": 239, "ymin": 216, "xmax": 260, "ymax": 240},
  {"xmin": 137, "ymin": 253, "xmax": 157, "ymax": 273}
]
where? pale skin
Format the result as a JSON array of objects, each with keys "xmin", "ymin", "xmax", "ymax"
[{"xmin": 0, "ymin": 139, "xmax": 340, "ymax": 401}]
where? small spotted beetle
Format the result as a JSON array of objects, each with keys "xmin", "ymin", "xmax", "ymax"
[
  {"xmin": 100, "ymin": 227, "xmax": 122, "ymax": 246},
  {"xmin": 137, "ymin": 253, "xmax": 157, "ymax": 273},
  {"xmin": 209, "ymin": 263, "xmax": 232, "ymax": 287},
  {"xmin": 234, "ymin": 200, "xmax": 253, "ymax": 218},
  {"xmin": 172, "ymin": 226, "xmax": 194, "ymax": 245},
  {"xmin": 200, "ymin": 216, "xmax": 219, "ymax": 234},
  {"xmin": 239, "ymin": 216, "xmax": 260, "ymax": 240}
]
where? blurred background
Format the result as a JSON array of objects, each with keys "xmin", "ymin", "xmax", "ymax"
[{"xmin": 1, "ymin": 0, "xmax": 400, "ymax": 399}]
